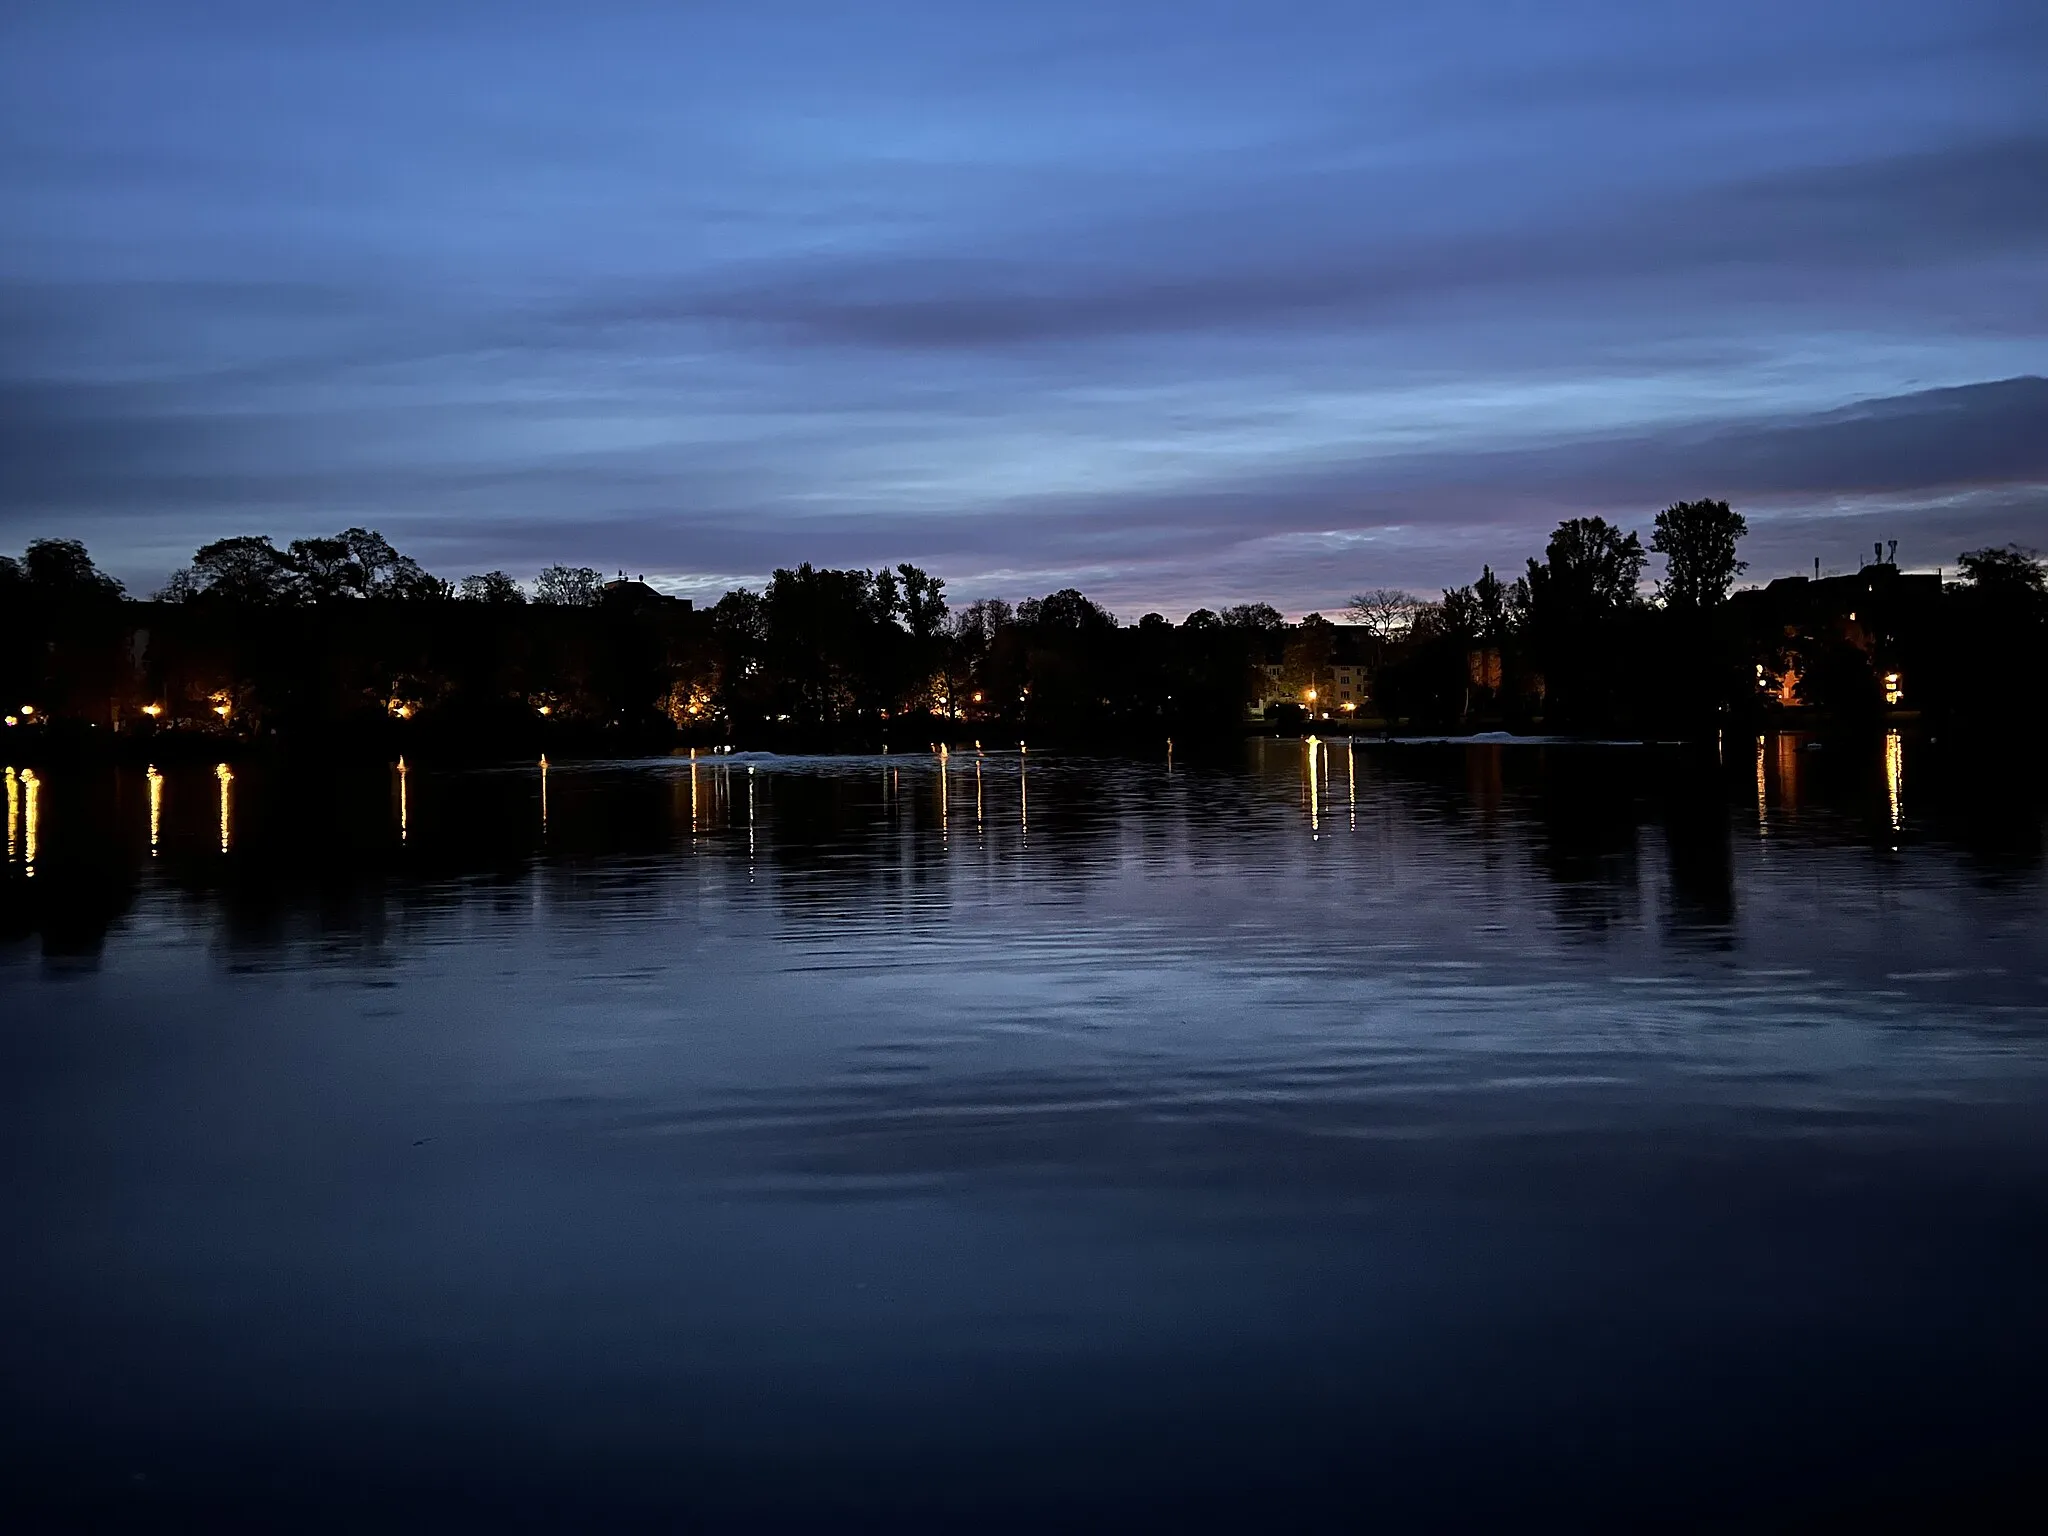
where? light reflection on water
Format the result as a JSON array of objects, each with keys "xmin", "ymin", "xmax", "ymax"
[
  {"xmin": 214, "ymin": 760, "xmax": 233, "ymax": 853},
  {"xmin": 1887, "ymin": 728, "xmax": 1906, "ymax": 836},
  {"xmin": 3, "ymin": 737, "xmax": 2048, "ymax": 1527},
  {"xmin": 18, "ymin": 767, "xmax": 36, "ymax": 876}
]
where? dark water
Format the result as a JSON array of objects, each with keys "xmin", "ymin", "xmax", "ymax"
[{"xmin": 5, "ymin": 737, "xmax": 2048, "ymax": 1530}]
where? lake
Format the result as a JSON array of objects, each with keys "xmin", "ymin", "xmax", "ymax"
[{"xmin": 5, "ymin": 736, "xmax": 2047, "ymax": 1529}]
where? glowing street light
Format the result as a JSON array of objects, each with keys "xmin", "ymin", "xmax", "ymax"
[{"xmin": 143, "ymin": 703, "xmax": 164, "ymax": 718}]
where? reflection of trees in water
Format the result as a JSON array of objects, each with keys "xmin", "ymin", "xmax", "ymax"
[
  {"xmin": 0, "ymin": 764, "xmax": 137, "ymax": 959},
  {"xmin": 1350, "ymin": 744, "xmax": 1724, "ymax": 941},
  {"xmin": 1658, "ymin": 760, "xmax": 1737, "ymax": 943},
  {"xmin": 5, "ymin": 742, "xmax": 2043, "ymax": 968},
  {"xmin": 1909, "ymin": 750, "xmax": 2046, "ymax": 880},
  {"xmin": 1516, "ymin": 753, "xmax": 1645, "ymax": 936}
]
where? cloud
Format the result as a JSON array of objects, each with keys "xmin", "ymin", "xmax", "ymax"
[
  {"xmin": 586, "ymin": 137, "xmax": 2048, "ymax": 353},
  {"xmin": 294, "ymin": 379, "xmax": 2048, "ymax": 611},
  {"xmin": 1, "ymin": 4, "xmax": 2042, "ymax": 607}
]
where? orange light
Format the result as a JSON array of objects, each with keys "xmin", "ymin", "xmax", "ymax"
[
  {"xmin": 19, "ymin": 704, "xmax": 34, "ymax": 718},
  {"xmin": 213, "ymin": 703, "xmax": 231, "ymax": 718},
  {"xmin": 971, "ymin": 691, "xmax": 983, "ymax": 703},
  {"xmin": 1304, "ymin": 689, "xmax": 1317, "ymax": 703},
  {"xmin": 143, "ymin": 703, "xmax": 164, "ymax": 718}
]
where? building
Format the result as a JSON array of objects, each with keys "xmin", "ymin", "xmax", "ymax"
[
  {"xmin": 1728, "ymin": 559, "xmax": 1940, "ymax": 709},
  {"xmin": 601, "ymin": 577, "xmax": 693, "ymax": 614},
  {"xmin": 1255, "ymin": 660, "xmax": 1372, "ymax": 720}
]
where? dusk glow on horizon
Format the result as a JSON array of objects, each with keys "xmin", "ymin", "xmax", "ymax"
[{"xmin": 3, "ymin": 0, "xmax": 2043, "ymax": 614}]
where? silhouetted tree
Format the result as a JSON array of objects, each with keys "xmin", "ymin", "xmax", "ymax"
[
  {"xmin": 751, "ymin": 564, "xmax": 902, "ymax": 724},
  {"xmin": 158, "ymin": 528, "xmax": 447, "ymax": 605},
  {"xmin": 1527, "ymin": 518, "xmax": 1645, "ymax": 621},
  {"xmin": 14, "ymin": 509, "xmax": 2039, "ymax": 750},
  {"xmin": 1651, "ymin": 499, "xmax": 1748, "ymax": 609},
  {"xmin": 459, "ymin": 571, "xmax": 528, "ymax": 604},
  {"xmin": 1476, "ymin": 565, "xmax": 1524, "ymax": 640},
  {"xmin": 1220, "ymin": 602, "xmax": 1283, "ymax": 631},
  {"xmin": 1022, "ymin": 589, "xmax": 1118, "ymax": 632},
  {"xmin": 534, "ymin": 565, "xmax": 605, "ymax": 606},
  {"xmin": 1522, "ymin": 518, "xmax": 1649, "ymax": 728},
  {"xmin": 1347, "ymin": 588, "xmax": 1421, "ymax": 642},
  {"xmin": 18, "ymin": 539, "xmax": 126, "ymax": 602},
  {"xmin": 1928, "ymin": 545, "xmax": 2048, "ymax": 735},
  {"xmin": 287, "ymin": 535, "xmax": 358, "ymax": 601},
  {"xmin": 160, "ymin": 535, "xmax": 305, "ymax": 605},
  {"xmin": 945, "ymin": 598, "xmax": 1019, "ymax": 719},
  {"xmin": 1014, "ymin": 589, "xmax": 1118, "ymax": 728},
  {"xmin": 1955, "ymin": 545, "xmax": 2047, "ymax": 615},
  {"xmin": 290, "ymin": 528, "xmax": 449, "ymax": 601},
  {"xmin": 897, "ymin": 563, "xmax": 948, "ymax": 642}
]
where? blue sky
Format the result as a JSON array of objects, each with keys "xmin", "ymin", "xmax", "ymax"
[{"xmin": 2, "ymin": 0, "xmax": 2043, "ymax": 614}]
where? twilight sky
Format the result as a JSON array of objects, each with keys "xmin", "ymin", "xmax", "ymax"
[{"xmin": 2, "ymin": 1, "xmax": 2044, "ymax": 616}]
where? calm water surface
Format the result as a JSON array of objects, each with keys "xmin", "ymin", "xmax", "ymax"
[{"xmin": 5, "ymin": 738, "xmax": 2048, "ymax": 1529}]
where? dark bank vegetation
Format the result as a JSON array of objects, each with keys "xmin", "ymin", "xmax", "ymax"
[{"xmin": 2, "ymin": 501, "xmax": 2043, "ymax": 757}]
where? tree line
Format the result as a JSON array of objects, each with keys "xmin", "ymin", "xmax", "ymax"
[{"xmin": 3, "ymin": 500, "xmax": 2044, "ymax": 747}]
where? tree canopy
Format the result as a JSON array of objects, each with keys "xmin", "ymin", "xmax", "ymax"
[
  {"xmin": 1955, "ymin": 545, "xmax": 2046, "ymax": 604},
  {"xmin": 1526, "ymin": 517, "xmax": 1646, "ymax": 624},
  {"xmin": 1219, "ymin": 602, "xmax": 1284, "ymax": 632},
  {"xmin": 2, "ymin": 538, "xmax": 126, "ymax": 603},
  {"xmin": 1651, "ymin": 499, "xmax": 1748, "ymax": 609},
  {"xmin": 534, "ymin": 565, "xmax": 605, "ymax": 606},
  {"xmin": 159, "ymin": 528, "xmax": 449, "ymax": 604},
  {"xmin": 459, "ymin": 571, "xmax": 528, "ymax": 604}
]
